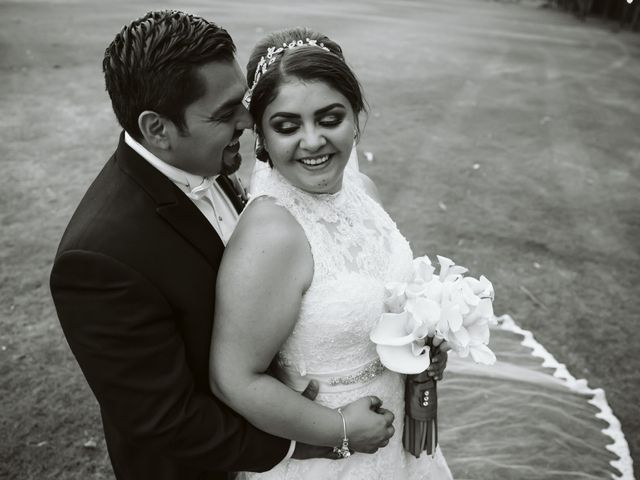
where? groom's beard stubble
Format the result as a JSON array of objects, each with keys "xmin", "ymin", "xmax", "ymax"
[{"xmin": 220, "ymin": 152, "xmax": 242, "ymax": 176}]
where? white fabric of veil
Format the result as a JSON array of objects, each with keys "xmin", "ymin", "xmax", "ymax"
[{"xmin": 439, "ymin": 315, "xmax": 634, "ymax": 480}]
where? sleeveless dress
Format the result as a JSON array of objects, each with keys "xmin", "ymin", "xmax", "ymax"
[{"xmin": 236, "ymin": 166, "xmax": 453, "ymax": 480}]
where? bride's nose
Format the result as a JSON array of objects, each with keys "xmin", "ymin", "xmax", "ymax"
[{"xmin": 300, "ymin": 127, "xmax": 327, "ymax": 151}]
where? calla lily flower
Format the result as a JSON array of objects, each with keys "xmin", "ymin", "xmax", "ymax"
[
  {"xmin": 469, "ymin": 343, "xmax": 496, "ymax": 365},
  {"xmin": 370, "ymin": 310, "xmax": 432, "ymax": 374},
  {"xmin": 405, "ymin": 281, "xmax": 429, "ymax": 299},
  {"xmin": 376, "ymin": 343, "xmax": 430, "ymax": 374},
  {"xmin": 405, "ymin": 297, "xmax": 440, "ymax": 337},
  {"xmin": 423, "ymin": 278, "xmax": 443, "ymax": 303},
  {"xmin": 437, "ymin": 255, "xmax": 468, "ymax": 282},
  {"xmin": 440, "ymin": 302, "xmax": 463, "ymax": 333},
  {"xmin": 464, "ymin": 298, "xmax": 494, "ymax": 326},
  {"xmin": 370, "ymin": 311, "xmax": 419, "ymax": 346},
  {"xmin": 466, "ymin": 319, "xmax": 490, "ymax": 345},
  {"xmin": 412, "ymin": 256, "xmax": 435, "ymax": 283},
  {"xmin": 459, "ymin": 279, "xmax": 481, "ymax": 307},
  {"xmin": 384, "ymin": 282, "xmax": 408, "ymax": 313},
  {"xmin": 464, "ymin": 275, "xmax": 495, "ymax": 301}
]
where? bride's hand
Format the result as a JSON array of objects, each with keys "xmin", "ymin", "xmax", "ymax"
[
  {"xmin": 428, "ymin": 338, "xmax": 450, "ymax": 381},
  {"xmin": 341, "ymin": 396, "xmax": 395, "ymax": 454}
]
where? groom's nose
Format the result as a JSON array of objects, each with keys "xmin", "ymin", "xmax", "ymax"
[{"xmin": 236, "ymin": 104, "xmax": 253, "ymax": 131}]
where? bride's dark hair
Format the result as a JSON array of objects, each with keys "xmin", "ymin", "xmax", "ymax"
[{"xmin": 246, "ymin": 27, "xmax": 366, "ymax": 163}]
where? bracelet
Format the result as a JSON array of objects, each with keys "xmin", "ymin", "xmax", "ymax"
[{"xmin": 332, "ymin": 408, "xmax": 351, "ymax": 458}]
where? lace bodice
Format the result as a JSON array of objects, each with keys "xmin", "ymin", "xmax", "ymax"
[{"xmin": 248, "ymin": 167, "xmax": 414, "ymax": 377}]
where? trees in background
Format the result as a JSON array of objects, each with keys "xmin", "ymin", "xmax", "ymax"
[{"xmin": 546, "ymin": 0, "xmax": 639, "ymax": 30}]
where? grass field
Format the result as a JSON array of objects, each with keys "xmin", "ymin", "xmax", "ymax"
[{"xmin": 1, "ymin": 0, "xmax": 639, "ymax": 478}]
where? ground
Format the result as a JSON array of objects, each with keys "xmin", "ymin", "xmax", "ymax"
[{"xmin": 0, "ymin": 0, "xmax": 638, "ymax": 478}]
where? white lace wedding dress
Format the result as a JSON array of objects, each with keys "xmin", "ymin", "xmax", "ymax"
[{"xmin": 236, "ymin": 165, "xmax": 453, "ymax": 479}]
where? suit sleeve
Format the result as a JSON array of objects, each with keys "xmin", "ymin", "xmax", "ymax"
[{"xmin": 50, "ymin": 249, "xmax": 289, "ymax": 472}]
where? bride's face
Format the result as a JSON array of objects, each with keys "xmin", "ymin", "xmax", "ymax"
[{"xmin": 260, "ymin": 79, "xmax": 356, "ymax": 194}]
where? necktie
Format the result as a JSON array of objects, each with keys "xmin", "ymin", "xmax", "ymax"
[{"xmin": 215, "ymin": 175, "xmax": 247, "ymax": 214}]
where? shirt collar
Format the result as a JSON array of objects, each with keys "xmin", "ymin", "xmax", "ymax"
[{"xmin": 124, "ymin": 131, "xmax": 219, "ymax": 191}]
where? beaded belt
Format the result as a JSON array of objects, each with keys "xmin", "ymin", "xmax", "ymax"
[{"xmin": 274, "ymin": 358, "xmax": 386, "ymax": 393}]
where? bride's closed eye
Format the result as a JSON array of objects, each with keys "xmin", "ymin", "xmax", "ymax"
[
  {"xmin": 318, "ymin": 112, "xmax": 344, "ymax": 127},
  {"xmin": 272, "ymin": 120, "xmax": 299, "ymax": 134},
  {"xmin": 271, "ymin": 113, "xmax": 345, "ymax": 135}
]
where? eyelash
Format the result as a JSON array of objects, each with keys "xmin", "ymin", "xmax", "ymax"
[{"xmin": 274, "ymin": 115, "xmax": 344, "ymax": 134}]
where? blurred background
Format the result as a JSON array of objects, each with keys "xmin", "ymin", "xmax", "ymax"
[{"xmin": 1, "ymin": 0, "xmax": 638, "ymax": 478}]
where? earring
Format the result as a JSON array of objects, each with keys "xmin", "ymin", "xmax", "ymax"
[
  {"xmin": 255, "ymin": 134, "xmax": 270, "ymax": 163},
  {"xmin": 254, "ymin": 134, "xmax": 264, "ymax": 154}
]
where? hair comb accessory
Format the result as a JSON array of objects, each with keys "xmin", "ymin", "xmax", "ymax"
[{"xmin": 243, "ymin": 38, "xmax": 331, "ymax": 108}]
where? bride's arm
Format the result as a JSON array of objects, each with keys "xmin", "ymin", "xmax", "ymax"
[{"xmin": 209, "ymin": 198, "xmax": 391, "ymax": 449}]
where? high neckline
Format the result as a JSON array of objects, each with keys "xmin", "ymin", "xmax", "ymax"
[{"xmin": 270, "ymin": 166, "xmax": 345, "ymax": 201}]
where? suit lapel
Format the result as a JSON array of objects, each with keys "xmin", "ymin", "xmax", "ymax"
[{"xmin": 114, "ymin": 132, "xmax": 224, "ymax": 267}]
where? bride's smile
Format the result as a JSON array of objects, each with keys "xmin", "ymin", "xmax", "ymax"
[{"xmin": 261, "ymin": 79, "xmax": 356, "ymax": 194}]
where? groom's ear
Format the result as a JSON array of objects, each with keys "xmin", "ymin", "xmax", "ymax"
[{"xmin": 138, "ymin": 111, "xmax": 171, "ymax": 150}]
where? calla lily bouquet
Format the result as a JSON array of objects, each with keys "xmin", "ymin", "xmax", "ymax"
[
  {"xmin": 369, "ymin": 254, "xmax": 497, "ymax": 457},
  {"xmin": 371, "ymin": 255, "xmax": 497, "ymax": 371}
]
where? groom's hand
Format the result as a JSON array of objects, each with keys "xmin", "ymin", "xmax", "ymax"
[
  {"xmin": 291, "ymin": 443, "xmax": 341, "ymax": 460},
  {"xmin": 300, "ymin": 379, "xmax": 319, "ymax": 401}
]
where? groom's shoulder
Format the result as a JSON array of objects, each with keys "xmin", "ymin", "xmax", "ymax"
[{"xmin": 55, "ymin": 150, "xmax": 165, "ymax": 259}]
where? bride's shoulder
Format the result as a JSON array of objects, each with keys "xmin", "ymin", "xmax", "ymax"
[
  {"xmin": 231, "ymin": 196, "xmax": 308, "ymax": 254},
  {"xmin": 226, "ymin": 196, "xmax": 313, "ymax": 289}
]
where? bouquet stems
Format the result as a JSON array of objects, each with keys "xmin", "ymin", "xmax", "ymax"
[{"xmin": 403, "ymin": 370, "xmax": 437, "ymax": 457}]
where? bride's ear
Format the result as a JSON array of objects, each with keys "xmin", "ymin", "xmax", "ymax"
[
  {"xmin": 255, "ymin": 134, "xmax": 271, "ymax": 163},
  {"xmin": 138, "ymin": 111, "xmax": 171, "ymax": 150}
]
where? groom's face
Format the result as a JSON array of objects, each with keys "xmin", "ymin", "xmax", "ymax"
[{"xmin": 168, "ymin": 60, "xmax": 252, "ymax": 177}]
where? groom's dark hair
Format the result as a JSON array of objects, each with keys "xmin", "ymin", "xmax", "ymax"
[{"xmin": 103, "ymin": 10, "xmax": 236, "ymax": 140}]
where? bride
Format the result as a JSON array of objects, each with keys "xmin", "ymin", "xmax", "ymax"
[{"xmin": 209, "ymin": 27, "xmax": 453, "ymax": 479}]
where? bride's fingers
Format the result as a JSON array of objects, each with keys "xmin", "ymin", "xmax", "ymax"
[
  {"xmin": 376, "ymin": 408, "xmax": 395, "ymax": 426},
  {"xmin": 386, "ymin": 409, "xmax": 395, "ymax": 424},
  {"xmin": 368, "ymin": 395, "xmax": 382, "ymax": 410},
  {"xmin": 377, "ymin": 438, "xmax": 390, "ymax": 448}
]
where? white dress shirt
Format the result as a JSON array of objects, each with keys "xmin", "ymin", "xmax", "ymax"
[
  {"xmin": 124, "ymin": 132, "xmax": 296, "ymax": 463},
  {"xmin": 125, "ymin": 132, "xmax": 238, "ymax": 245}
]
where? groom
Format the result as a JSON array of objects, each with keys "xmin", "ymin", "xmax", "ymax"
[{"xmin": 50, "ymin": 10, "xmax": 445, "ymax": 480}]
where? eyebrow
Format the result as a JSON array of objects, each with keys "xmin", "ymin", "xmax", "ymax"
[
  {"xmin": 269, "ymin": 102, "xmax": 345, "ymax": 121},
  {"xmin": 209, "ymin": 92, "xmax": 247, "ymax": 117}
]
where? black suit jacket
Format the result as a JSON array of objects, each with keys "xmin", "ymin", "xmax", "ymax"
[{"xmin": 50, "ymin": 133, "xmax": 289, "ymax": 480}]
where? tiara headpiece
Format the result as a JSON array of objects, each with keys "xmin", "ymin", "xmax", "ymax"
[{"xmin": 243, "ymin": 38, "xmax": 331, "ymax": 108}]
